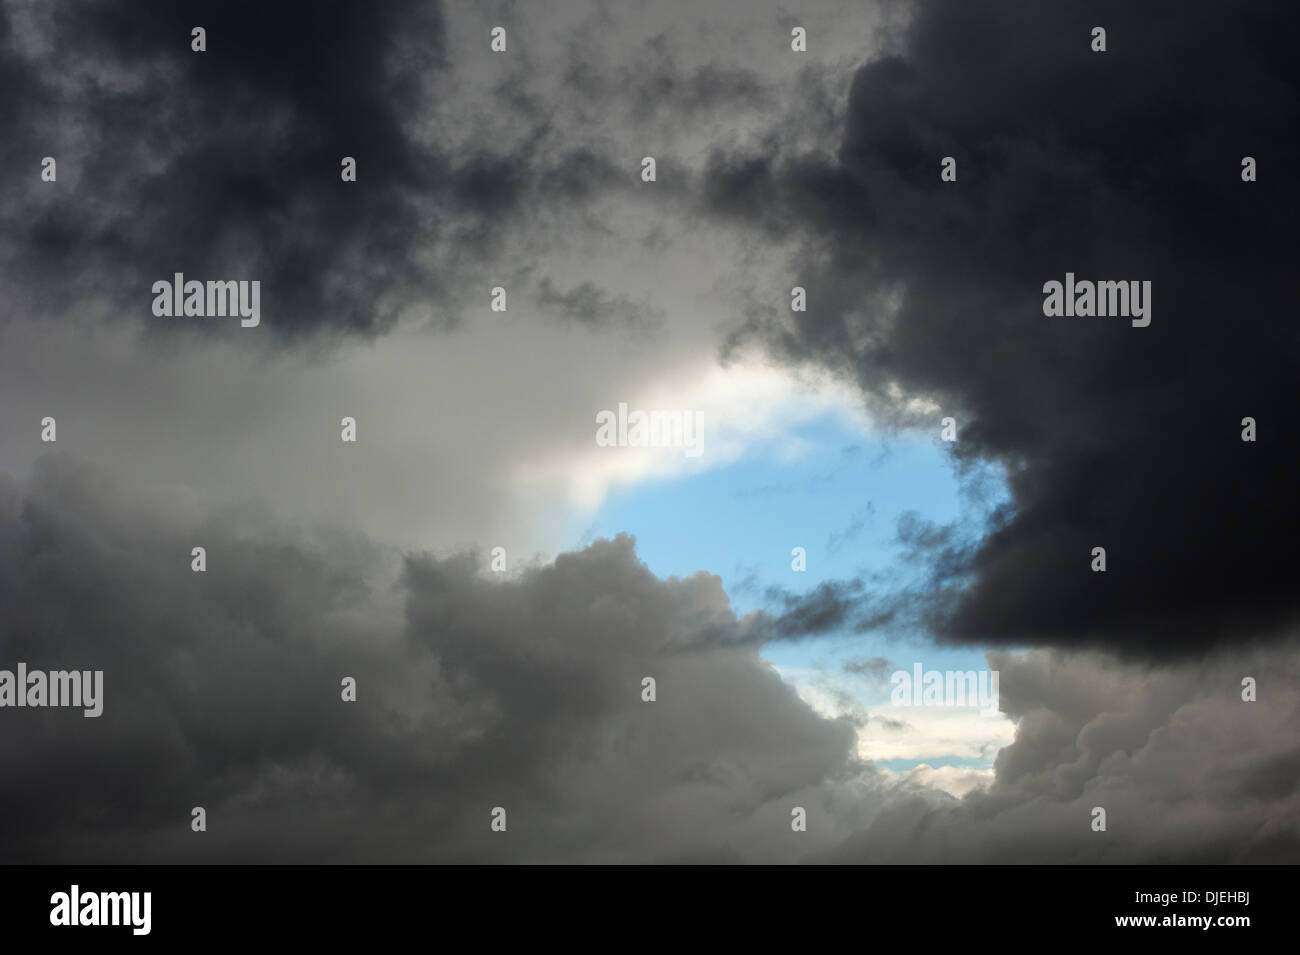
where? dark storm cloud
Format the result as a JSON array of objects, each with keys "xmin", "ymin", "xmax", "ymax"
[
  {"xmin": 1, "ymin": 0, "xmax": 447, "ymax": 338},
  {"xmin": 0, "ymin": 455, "xmax": 858, "ymax": 862},
  {"xmin": 0, "ymin": 0, "xmax": 626, "ymax": 341},
  {"xmin": 704, "ymin": 0, "xmax": 1300, "ymax": 657}
]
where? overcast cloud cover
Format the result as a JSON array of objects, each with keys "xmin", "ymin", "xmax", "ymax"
[{"xmin": 0, "ymin": 0, "xmax": 1296, "ymax": 862}]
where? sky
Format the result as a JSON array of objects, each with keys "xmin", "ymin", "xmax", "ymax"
[
  {"xmin": 585, "ymin": 413, "xmax": 1016, "ymax": 791},
  {"xmin": 0, "ymin": 0, "xmax": 1297, "ymax": 863}
]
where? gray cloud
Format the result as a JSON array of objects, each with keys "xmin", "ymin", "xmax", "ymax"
[
  {"xmin": 534, "ymin": 277, "xmax": 665, "ymax": 332},
  {"xmin": 2, "ymin": 0, "xmax": 452, "ymax": 339},
  {"xmin": 702, "ymin": 0, "xmax": 1300, "ymax": 658},
  {"xmin": 5, "ymin": 455, "xmax": 1296, "ymax": 862},
  {"xmin": 0, "ymin": 0, "xmax": 688, "ymax": 343},
  {"xmin": 823, "ymin": 645, "xmax": 1300, "ymax": 862},
  {"xmin": 843, "ymin": 656, "xmax": 891, "ymax": 677},
  {"xmin": 0, "ymin": 455, "xmax": 871, "ymax": 862}
]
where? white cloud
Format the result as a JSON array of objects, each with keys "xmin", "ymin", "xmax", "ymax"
[
  {"xmin": 856, "ymin": 703, "xmax": 1016, "ymax": 762},
  {"xmin": 778, "ymin": 663, "xmax": 1017, "ymax": 784},
  {"xmin": 878, "ymin": 763, "xmax": 995, "ymax": 798},
  {"xmin": 519, "ymin": 350, "xmax": 871, "ymax": 511}
]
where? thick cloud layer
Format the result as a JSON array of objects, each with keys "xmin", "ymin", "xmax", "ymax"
[
  {"xmin": 2, "ymin": 0, "xmax": 461, "ymax": 337},
  {"xmin": 825, "ymin": 644, "xmax": 1300, "ymax": 863},
  {"xmin": 2, "ymin": 456, "xmax": 1296, "ymax": 861},
  {"xmin": 705, "ymin": 0, "xmax": 1300, "ymax": 657},
  {"xmin": 0, "ymin": 455, "xmax": 875, "ymax": 862}
]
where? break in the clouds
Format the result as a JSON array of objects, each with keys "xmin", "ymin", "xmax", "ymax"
[
  {"xmin": 1, "ymin": 0, "xmax": 1297, "ymax": 864},
  {"xmin": 0, "ymin": 0, "xmax": 886, "ymax": 555}
]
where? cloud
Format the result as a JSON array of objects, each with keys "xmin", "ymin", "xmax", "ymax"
[
  {"xmin": 1, "ymin": 0, "xmax": 700, "ymax": 343},
  {"xmin": 0, "ymin": 454, "xmax": 871, "ymax": 862},
  {"xmin": 881, "ymin": 763, "xmax": 993, "ymax": 799},
  {"xmin": 534, "ymin": 277, "xmax": 665, "ymax": 332},
  {"xmin": 700, "ymin": 0, "xmax": 1300, "ymax": 658},
  {"xmin": 843, "ymin": 655, "xmax": 891, "ymax": 677},
  {"xmin": 821, "ymin": 644, "xmax": 1300, "ymax": 862},
  {"xmin": 1, "ymin": 0, "xmax": 462, "ymax": 339},
  {"xmin": 1, "ymin": 455, "xmax": 1297, "ymax": 862}
]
